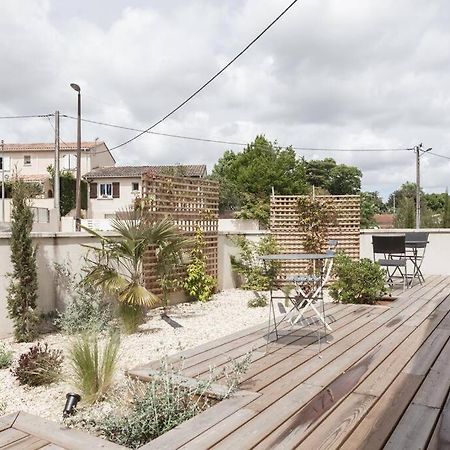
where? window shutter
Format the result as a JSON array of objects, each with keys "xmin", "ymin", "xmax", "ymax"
[
  {"xmin": 112, "ymin": 182, "xmax": 120, "ymax": 198},
  {"xmin": 89, "ymin": 183, "xmax": 98, "ymax": 199},
  {"xmin": 2, "ymin": 156, "xmax": 10, "ymax": 171}
]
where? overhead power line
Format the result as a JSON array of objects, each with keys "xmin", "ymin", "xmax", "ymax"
[
  {"xmin": 109, "ymin": 0, "xmax": 300, "ymax": 151},
  {"xmin": 427, "ymin": 151, "xmax": 450, "ymax": 161},
  {"xmin": 62, "ymin": 114, "xmax": 410, "ymax": 153},
  {"xmin": 0, "ymin": 114, "xmax": 53, "ymax": 119}
]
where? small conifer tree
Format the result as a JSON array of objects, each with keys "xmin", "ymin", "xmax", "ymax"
[{"xmin": 7, "ymin": 178, "xmax": 39, "ymax": 342}]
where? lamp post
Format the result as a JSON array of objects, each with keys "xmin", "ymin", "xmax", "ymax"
[{"xmin": 70, "ymin": 83, "xmax": 82, "ymax": 231}]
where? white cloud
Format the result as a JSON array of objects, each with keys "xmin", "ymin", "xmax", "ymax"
[{"xmin": 1, "ymin": 0, "xmax": 450, "ymax": 197}]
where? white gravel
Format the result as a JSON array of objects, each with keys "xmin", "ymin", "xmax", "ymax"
[{"xmin": 0, "ymin": 289, "xmax": 272, "ymax": 422}]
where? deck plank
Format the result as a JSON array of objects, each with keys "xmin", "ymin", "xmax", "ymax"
[
  {"xmin": 125, "ymin": 276, "xmax": 450, "ymax": 450},
  {"xmin": 0, "ymin": 428, "xmax": 28, "ymax": 447},
  {"xmin": 384, "ymin": 403, "xmax": 440, "ymax": 450},
  {"xmin": 207, "ymin": 277, "xmax": 450, "ymax": 448}
]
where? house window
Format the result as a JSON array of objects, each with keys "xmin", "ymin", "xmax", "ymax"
[
  {"xmin": 61, "ymin": 154, "xmax": 77, "ymax": 170},
  {"xmin": 132, "ymin": 182, "xmax": 139, "ymax": 192},
  {"xmin": 99, "ymin": 183, "xmax": 112, "ymax": 198},
  {"xmin": 24, "ymin": 155, "xmax": 31, "ymax": 166}
]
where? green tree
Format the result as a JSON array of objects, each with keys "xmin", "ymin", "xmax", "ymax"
[
  {"xmin": 360, "ymin": 191, "xmax": 385, "ymax": 228},
  {"xmin": 389, "ymin": 182, "xmax": 437, "ymax": 228},
  {"xmin": 328, "ymin": 165, "xmax": 362, "ymax": 195},
  {"xmin": 424, "ymin": 192, "xmax": 446, "ymax": 213},
  {"xmin": 47, "ymin": 166, "xmax": 88, "ymax": 216},
  {"xmin": 395, "ymin": 197, "xmax": 415, "ymax": 228},
  {"xmin": 305, "ymin": 158, "xmax": 336, "ymax": 189},
  {"xmin": 305, "ymin": 158, "xmax": 362, "ymax": 195},
  {"xmin": 211, "ymin": 136, "xmax": 308, "ymax": 225},
  {"xmin": 7, "ymin": 178, "xmax": 39, "ymax": 342}
]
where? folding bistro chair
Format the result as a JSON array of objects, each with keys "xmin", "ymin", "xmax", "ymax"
[
  {"xmin": 286, "ymin": 240, "xmax": 338, "ymax": 330},
  {"xmin": 405, "ymin": 232, "xmax": 429, "ymax": 285},
  {"xmin": 372, "ymin": 235, "xmax": 408, "ymax": 290}
]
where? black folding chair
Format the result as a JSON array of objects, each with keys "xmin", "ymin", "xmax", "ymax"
[
  {"xmin": 372, "ymin": 235, "xmax": 408, "ymax": 290},
  {"xmin": 405, "ymin": 232, "xmax": 429, "ymax": 285}
]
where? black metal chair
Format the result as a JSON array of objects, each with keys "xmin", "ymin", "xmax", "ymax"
[
  {"xmin": 372, "ymin": 235, "xmax": 408, "ymax": 290},
  {"xmin": 405, "ymin": 232, "xmax": 429, "ymax": 285}
]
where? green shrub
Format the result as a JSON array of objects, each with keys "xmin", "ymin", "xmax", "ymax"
[
  {"xmin": 231, "ymin": 235, "xmax": 280, "ymax": 290},
  {"xmin": 247, "ymin": 292, "xmax": 268, "ymax": 308},
  {"xmin": 0, "ymin": 344, "xmax": 13, "ymax": 369},
  {"xmin": 7, "ymin": 178, "xmax": 40, "ymax": 342},
  {"xmin": 70, "ymin": 332, "xmax": 120, "ymax": 404},
  {"xmin": 54, "ymin": 262, "xmax": 112, "ymax": 334},
  {"xmin": 329, "ymin": 254, "xmax": 387, "ymax": 305},
  {"xmin": 12, "ymin": 343, "xmax": 63, "ymax": 386},
  {"xmin": 65, "ymin": 354, "xmax": 252, "ymax": 449},
  {"xmin": 184, "ymin": 228, "xmax": 216, "ymax": 302}
]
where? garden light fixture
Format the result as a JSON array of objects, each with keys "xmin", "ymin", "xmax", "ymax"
[{"xmin": 63, "ymin": 392, "xmax": 81, "ymax": 417}]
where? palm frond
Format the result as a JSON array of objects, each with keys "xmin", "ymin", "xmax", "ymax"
[{"xmin": 118, "ymin": 283, "xmax": 160, "ymax": 307}]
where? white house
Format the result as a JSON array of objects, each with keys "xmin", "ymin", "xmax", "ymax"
[
  {"xmin": 0, "ymin": 141, "xmax": 115, "ymax": 196},
  {"xmin": 84, "ymin": 165, "xmax": 207, "ymax": 219},
  {"xmin": 0, "ymin": 141, "xmax": 116, "ymax": 223}
]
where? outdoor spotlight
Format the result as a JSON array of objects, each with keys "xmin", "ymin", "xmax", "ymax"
[{"xmin": 63, "ymin": 392, "xmax": 81, "ymax": 417}]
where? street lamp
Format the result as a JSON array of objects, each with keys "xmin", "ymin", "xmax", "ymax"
[{"xmin": 70, "ymin": 83, "xmax": 82, "ymax": 231}]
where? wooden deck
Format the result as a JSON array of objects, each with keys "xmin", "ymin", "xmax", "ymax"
[
  {"xmin": 0, "ymin": 411, "xmax": 125, "ymax": 449},
  {"xmin": 130, "ymin": 275, "xmax": 450, "ymax": 450}
]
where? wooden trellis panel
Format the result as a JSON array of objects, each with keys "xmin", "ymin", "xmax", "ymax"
[
  {"xmin": 270, "ymin": 195, "xmax": 360, "ymax": 279},
  {"xmin": 141, "ymin": 173, "xmax": 219, "ymax": 296}
]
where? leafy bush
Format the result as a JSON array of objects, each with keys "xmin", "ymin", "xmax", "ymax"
[
  {"xmin": 54, "ymin": 262, "xmax": 112, "ymax": 334},
  {"xmin": 65, "ymin": 354, "xmax": 252, "ymax": 449},
  {"xmin": 231, "ymin": 235, "xmax": 280, "ymax": 290},
  {"xmin": 0, "ymin": 344, "xmax": 13, "ymax": 369},
  {"xmin": 184, "ymin": 228, "xmax": 216, "ymax": 302},
  {"xmin": 329, "ymin": 254, "xmax": 387, "ymax": 305},
  {"xmin": 70, "ymin": 332, "xmax": 120, "ymax": 404},
  {"xmin": 12, "ymin": 343, "xmax": 63, "ymax": 386},
  {"xmin": 247, "ymin": 292, "xmax": 268, "ymax": 308}
]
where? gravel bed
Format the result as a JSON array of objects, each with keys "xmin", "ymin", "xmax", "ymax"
[{"xmin": 0, "ymin": 289, "xmax": 273, "ymax": 422}]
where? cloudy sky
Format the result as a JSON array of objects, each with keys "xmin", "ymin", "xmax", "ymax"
[{"xmin": 1, "ymin": 0, "xmax": 450, "ymax": 197}]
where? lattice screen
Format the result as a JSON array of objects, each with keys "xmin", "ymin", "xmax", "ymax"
[
  {"xmin": 141, "ymin": 172, "xmax": 219, "ymax": 296},
  {"xmin": 270, "ymin": 194, "xmax": 360, "ymax": 278}
]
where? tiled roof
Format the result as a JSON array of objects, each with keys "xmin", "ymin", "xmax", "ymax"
[
  {"xmin": 2, "ymin": 141, "xmax": 105, "ymax": 152},
  {"xmin": 374, "ymin": 214, "xmax": 395, "ymax": 229},
  {"xmin": 19, "ymin": 174, "xmax": 50, "ymax": 182},
  {"xmin": 84, "ymin": 165, "xmax": 207, "ymax": 179}
]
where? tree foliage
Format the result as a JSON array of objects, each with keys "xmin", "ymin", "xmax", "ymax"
[
  {"xmin": 211, "ymin": 136, "xmax": 308, "ymax": 225},
  {"xmin": 184, "ymin": 228, "xmax": 215, "ymax": 302},
  {"xmin": 360, "ymin": 191, "xmax": 385, "ymax": 228},
  {"xmin": 7, "ymin": 178, "xmax": 39, "ymax": 342},
  {"xmin": 83, "ymin": 208, "xmax": 188, "ymax": 309},
  {"xmin": 305, "ymin": 158, "xmax": 362, "ymax": 195},
  {"xmin": 297, "ymin": 196, "xmax": 337, "ymax": 254},
  {"xmin": 47, "ymin": 165, "xmax": 88, "ymax": 216}
]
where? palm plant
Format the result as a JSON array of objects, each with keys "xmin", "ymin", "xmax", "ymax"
[{"xmin": 83, "ymin": 209, "xmax": 188, "ymax": 327}]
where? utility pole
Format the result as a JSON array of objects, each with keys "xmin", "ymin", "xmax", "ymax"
[
  {"xmin": 54, "ymin": 111, "xmax": 61, "ymax": 229},
  {"xmin": 415, "ymin": 143, "xmax": 431, "ymax": 229},
  {"xmin": 1, "ymin": 139, "xmax": 4, "ymax": 223}
]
